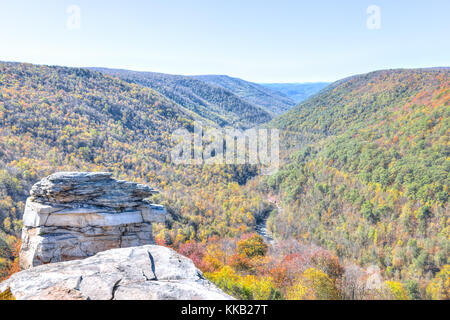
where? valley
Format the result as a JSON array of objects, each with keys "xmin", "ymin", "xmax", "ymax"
[
  {"xmin": 0, "ymin": 62, "xmax": 448, "ymax": 300},
  {"xmin": 89, "ymin": 67, "xmax": 282, "ymax": 129},
  {"xmin": 260, "ymin": 82, "xmax": 330, "ymax": 103},
  {"xmin": 255, "ymin": 196, "xmax": 280, "ymax": 245}
]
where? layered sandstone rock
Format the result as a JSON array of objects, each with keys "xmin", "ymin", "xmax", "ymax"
[
  {"xmin": 1, "ymin": 245, "xmax": 233, "ymax": 300},
  {"xmin": 20, "ymin": 172, "xmax": 166, "ymax": 269},
  {"xmin": 29, "ymin": 172, "xmax": 158, "ymax": 208}
]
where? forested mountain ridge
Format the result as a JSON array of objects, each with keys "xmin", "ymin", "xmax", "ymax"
[
  {"xmin": 260, "ymin": 82, "xmax": 330, "ymax": 103},
  {"xmin": 0, "ymin": 63, "xmax": 448, "ymax": 300},
  {"xmin": 271, "ymin": 68, "xmax": 449, "ymax": 136},
  {"xmin": 192, "ymin": 74, "xmax": 296, "ymax": 115},
  {"xmin": 0, "ymin": 62, "xmax": 272, "ymax": 281},
  {"xmin": 264, "ymin": 68, "xmax": 449, "ymax": 299},
  {"xmin": 90, "ymin": 67, "xmax": 273, "ymax": 129},
  {"xmin": 0, "ymin": 61, "xmax": 192, "ymax": 232}
]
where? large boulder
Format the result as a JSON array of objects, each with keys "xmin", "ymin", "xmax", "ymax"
[
  {"xmin": 0, "ymin": 245, "xmax": 233, "ymax": 300},
  {"xmin": 20, "ymin": 172, "xmax": 166, "ymax": 269},
  {"xmin": 30, "ymin": 172, "xmax": 158, "ymax": 208}
]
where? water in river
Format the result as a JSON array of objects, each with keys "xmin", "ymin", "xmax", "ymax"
[
  {"xmin": 255, "ymin": 195, "xmax": 281, "ymax": 245},
  {"xmin": 255, "ymin": 215, "xmax": 275, "ymax": 244}
]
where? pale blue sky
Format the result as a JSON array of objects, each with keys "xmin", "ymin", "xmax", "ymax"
[{"xmin": 1, "ymin": 0, "xmax": 449, "ymax": 82}]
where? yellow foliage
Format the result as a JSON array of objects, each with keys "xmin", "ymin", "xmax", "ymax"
[
  {"xmin": 3, "ymin": 217, "xmax": 11, "ymax": 232},
  {"xmin": 236, "ymin": 234, "xmax": 268, "ymax": 259},
  {"xmin": 286, "ymin": 268, "xmax": 340, "ymax": 300},
  {"xmin": 385, "ymin": 281, "xmax": 409, "ymax": 300},
  {"xmin": 286, "ymin": 280, "xmax": 311, "ymax": 300},
  {"xmin": 206, "ymin": 266, "xmax": 278, "ymax": 300},
  {"xmin": 203, "ymin": 244, "xmax": 227, "ymax": 272},
  {"xmin": 426, "ymin": 265, "xmax": 450, "ymax": 300},
  {"xmin": 302, "ymin": 268, "xmax": 340, "ymax": 300},
  {"xmin": 240, "ymin": 275, "xmax": 275, "ymax": 300},
  {"xmin": 0, "ymin": 288, "xmax": 15, "ymax": 300}
]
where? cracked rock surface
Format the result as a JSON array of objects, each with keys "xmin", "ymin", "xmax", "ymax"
[{"xmin": 1, "ymin": 245, "xmax": 233, "ymax": 300}]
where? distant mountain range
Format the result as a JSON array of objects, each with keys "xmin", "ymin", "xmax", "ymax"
[
  {"xmin": 260, "ymin": 82, "xmax": 330, "ymax": 103},
  {"xmin": 90, "ymin": 68, "xmax": 278, "ymax": 129},
  {"xmin": 192, "ymin": 75, "xmax": 296, "ymax": 115},
  {"xmin": 91, "ymin": 68, "xmax": 333, "ymax": 129}
]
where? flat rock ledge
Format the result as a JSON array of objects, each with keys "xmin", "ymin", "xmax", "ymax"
[
  {"xmin": 0, "ymin": 245, "xmax": 233, "ymax": 300},
  {"xmin": 30, "ymin": 172, "xmax": 158, "ymax": 208},
  {"xmin": 20, "ymin": 172, "xmax": 167, "ymax": 269}
]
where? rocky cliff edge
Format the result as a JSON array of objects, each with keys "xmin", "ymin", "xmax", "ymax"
[{"xmin": 1, "ymin": 245, "xmax": 233, "ymax": 300}]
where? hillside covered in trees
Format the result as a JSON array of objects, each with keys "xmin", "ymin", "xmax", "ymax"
[
  {"xmin": 0, "ymin": 62, "xmax": 272, "ymax": 283},
  {"xmin": 90, "ymin": 67, "xmax": 274, "ymax": 129},
  {"xmin": 264, "ymin": 68, "xmax": 449, "ymax": 299},
  {"xmin": 192, "ymin": 74, "xmax": 296, "ymax": 115},
  {"xmin": 0, "ymin": 63, "xmax": 448, "ymax": 300}
]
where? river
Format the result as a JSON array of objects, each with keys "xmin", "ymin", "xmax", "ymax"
[{"xmin": 255, "ymin": 196, "xmax": 281, "ymax": 245}]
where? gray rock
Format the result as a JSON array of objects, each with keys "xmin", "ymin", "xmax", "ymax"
[
  {"xmin": 20, "ymin": 172, "xmax": 167, "ymax": 269},
  {"xmin": 30, "ymin": 172, "xmax": 158, "ymax": 209},
  {"xmin": 1, "ymin": 245, "xmax": 233, "ymax": 300}
]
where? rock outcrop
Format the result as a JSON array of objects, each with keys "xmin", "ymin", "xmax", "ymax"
[
  {"xmin": 20, "ymin": 172, "xmax": 166, "ymax": 269},
  {"xmin": 0, "ymin": 245, "xmax": 233, "ymax": 300}
]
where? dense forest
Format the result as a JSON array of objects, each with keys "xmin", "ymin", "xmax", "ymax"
[
  {"xmin": 265, "ymin": 68, "xmax": 449, "ymax": 299},
  {"xmin": 192, "ymin": 74, "xmax": 295, "ymax": 115},
  {"xmin": 0, "ymin": 62, "xmax": 271, "ymax": 281},
  {"xmin": 90, "ymin": 67, "xmax": 275, "ymax": 129},
  {"xmin": 0, "ymin": 63, "xmax": 448, "ymax": 300}
]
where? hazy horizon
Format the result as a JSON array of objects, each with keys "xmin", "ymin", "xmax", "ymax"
[
  {"xmin": 1, "ymin": 0, "xmax": 449, "ymax": 83},
  {"xmin": 2, "ymin": 59, "xmax": 449, "ymax": 86}
]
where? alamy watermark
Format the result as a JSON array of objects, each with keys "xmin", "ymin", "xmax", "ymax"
[
  {"xmin": 66, "ymin": 5, "xmax": 81, "ymax": 30},
  {"xmin": 170, "ymin": 122, "xmax": 279, "ymax": 175},
  {"xmin": 366, "ymin": 5, "xmax": 381, "ymax": 30}
]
